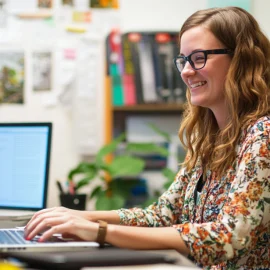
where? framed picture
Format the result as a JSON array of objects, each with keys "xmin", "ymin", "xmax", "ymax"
[
  {"xmin": 32, "ymin": 52, "xmax": 52, "ymax": 91},
  {"xmin": 0, "ymin": 52, "xmax": 24, "ymax": 104}
]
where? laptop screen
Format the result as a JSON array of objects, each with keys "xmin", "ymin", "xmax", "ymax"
[{"xmin": 0, "ymin": 123, "xmax": 52, "ymax": 211}]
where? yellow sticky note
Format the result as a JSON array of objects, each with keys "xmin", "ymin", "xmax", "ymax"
[
  {"xmin": 65, "ymin": 26, "xmax": 86, "ymax": 33},
  {"xmin": 0, "ymin": 262, "xmax": 22, "ymax": 270}
]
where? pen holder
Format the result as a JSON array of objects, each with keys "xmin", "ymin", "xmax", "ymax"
[{"xmin": 59, "ymin": 194, "xmax": 87, "ymax": 210}]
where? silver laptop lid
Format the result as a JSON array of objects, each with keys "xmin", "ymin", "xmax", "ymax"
[{"xmin": 0, "ymin": 122, "xmax": 52, "ymax": 211}]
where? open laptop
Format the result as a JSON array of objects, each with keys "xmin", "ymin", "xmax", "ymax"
[
  {"xmin": 0, "ymin": 122, "xmax": 101, "ymax": 252},
  {"xmin": 0, "ymin": 122, "xmax": 52, "ymax": 226}
]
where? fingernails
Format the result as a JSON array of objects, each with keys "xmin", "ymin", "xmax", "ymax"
[{"xmin": 38, "ymin": 238, "xmax": 43, "ymax": 242}]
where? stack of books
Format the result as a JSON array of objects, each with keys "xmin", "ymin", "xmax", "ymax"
[{"xmin": 106, "ymin": 30, "xmax": 186, "ymax": 106}]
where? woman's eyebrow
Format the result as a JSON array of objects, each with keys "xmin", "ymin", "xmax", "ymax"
[{"xmin": 180, "ymin": 48, "xmax": 205, "ymax": 56}]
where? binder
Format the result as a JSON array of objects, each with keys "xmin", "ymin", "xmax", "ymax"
[
  {"xmin": 137, "ymin": 34, "xmax": 158, "ymax": 103},
  {"xmin": 122, "ymin": 34, "xmax": 136, "ymax": 105},
  {"xmin": 153, "ymin": 33, "xmax": 175, "ymax": 103},
  {"xmin": 109, "ymin": 29, "xmax": 124, "ymax": 106},
  {"xmin": 128, "ymin": 33, "xmax": 144, "ymax": 104}
]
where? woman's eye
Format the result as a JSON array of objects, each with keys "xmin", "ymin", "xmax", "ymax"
[{"xmin": 194, "ymin": 56, "xmax": 205, "ymax": 62}]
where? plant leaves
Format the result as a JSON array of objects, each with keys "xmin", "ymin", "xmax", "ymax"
[
  {"xmin": 95, "ymin": 133, "xmax": 126, "ymax": 164},
  {"xmin": 141, "ymin": 197, "xmax": 158, "ymax": 208},
  {"xmin": 162, "ymin": 168, "xmax": 176, "ymax": 180},
  {"xmin": 108, "ymin": 156, "xmax": 145, "ymax": 178},
  {"xmin": 89, "ymin": 186, "xmax": 102, "ymax": 199},
  {"xmin": 162, "ymin": 168, "xmax": 176, "ymax": 189},
  {"xmin": 148, "ymin": 123, "xmax": 171, "ymax": 142},
  {"xmin": 95, "ymin": 193, "xmax": 125, "ymax": 210},
  {"xmin": 76, "ymin": 175, "xmax": 96, "ymax": 190},
  {"xmin": 126, "ymin": 143, "xmax": 169, "ymax": 157},
  {"xmin": 68, "ymin": 163, "xmax": 97, "ymax": 180},
  {"xmin": 110, "ymin": 178, "xmax": 139, "ymax": 198}
]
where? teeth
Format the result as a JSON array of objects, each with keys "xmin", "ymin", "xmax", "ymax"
[{"xmin": 190, "ymin": 81, "xmax": 206, "ymax": 88}]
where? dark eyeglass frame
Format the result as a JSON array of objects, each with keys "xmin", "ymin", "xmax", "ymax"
[{"xmin": 173, "ymin": 49, "xmax": 233, "ymax": 73}]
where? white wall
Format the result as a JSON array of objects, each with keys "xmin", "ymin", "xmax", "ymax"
[{"xmin": 0, "ymin": 0, "xmax": 269, "ymax": 209}]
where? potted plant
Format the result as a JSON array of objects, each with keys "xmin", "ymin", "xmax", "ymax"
[{"xmin": 67, "ymin": 124, "xmax": 172, "ymax": 210}]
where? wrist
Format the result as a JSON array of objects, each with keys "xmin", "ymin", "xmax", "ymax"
[{"xmin": 96, "ymin": 220, "xmax": 108, "ymax": 248}]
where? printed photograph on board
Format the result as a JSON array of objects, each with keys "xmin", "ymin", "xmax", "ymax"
[
  {"xmin": 0, "ymin": 52, "xmax": 24, "ymax": 104},
  {"xmin": 0, "ymin": 0, "xmax": 7, "ymax": 28},
  {"xmin": 33, "ymin": 52, "xmax": 52, "ymax": 91},
  {"xmin": 38, "ymin": 0, "xmax": 53, "ymax": 8},
  {"xmin": 62, "ymin": 0, "xmax": 73, "ymax": 6}
]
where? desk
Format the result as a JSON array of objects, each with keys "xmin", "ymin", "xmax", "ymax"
[{"xmin": 2, "ymin": 249, "xmax": 199, "ymax": 270}]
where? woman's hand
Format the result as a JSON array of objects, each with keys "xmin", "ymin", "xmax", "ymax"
[{"xmin": 24, "ymin": 207, "xmax": 99, "ymax": 242}]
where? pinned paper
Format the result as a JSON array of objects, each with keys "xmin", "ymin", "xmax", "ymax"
[
  {"xmin": 72, "ymin": 11, "xmax": 91, "ymax": 23},
  {"xmin": 207, "ymin": 0, "xmax": 251, "ymax": 11}
]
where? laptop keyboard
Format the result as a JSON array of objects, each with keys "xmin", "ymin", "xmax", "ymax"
[
  {"xmin": 0, "ymin": 229, "xmax": 39, "ymax": 245},
  {"xmin": 0, "ymin": 229, "xmax": 66, "ymax": 245}
]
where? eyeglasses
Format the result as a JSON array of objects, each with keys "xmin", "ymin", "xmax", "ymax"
[{"xmin": 173, "ymin": 49, "xmax": 232, "ymax": 73}]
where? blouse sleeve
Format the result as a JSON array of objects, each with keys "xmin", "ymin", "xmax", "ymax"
[
  {"xmin": 174, "ymin": 121, "xmax": 270, "ymax": 266},
  {"xmin": 115, "ymin": 167, "xmax": 190, "ymax": 227}
]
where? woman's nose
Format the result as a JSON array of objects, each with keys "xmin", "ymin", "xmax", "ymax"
[{"xmin": 181, "ymin": 61, "xmax": 195, "ymax": 80}]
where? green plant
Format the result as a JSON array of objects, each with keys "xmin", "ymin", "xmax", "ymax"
[{"xmin": 68, "ymin": 125, "xmax": 171, "ymax": 210}]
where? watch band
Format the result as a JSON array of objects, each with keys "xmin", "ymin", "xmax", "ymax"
[{"xmin": 96, "ymin": 220, "xmax": 107, "ymax": 248}]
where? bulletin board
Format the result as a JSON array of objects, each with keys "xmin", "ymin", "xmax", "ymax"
[{"xmin": 0, "ymin": 0, "xmax": 120, "ymax": 155}]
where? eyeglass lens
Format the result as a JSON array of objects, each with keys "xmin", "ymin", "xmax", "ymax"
[{"xmin": 177, "ymin": 51, "xmax": 206, "ymax": 72}]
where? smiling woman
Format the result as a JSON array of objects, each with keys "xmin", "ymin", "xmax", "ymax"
[
  {"xmin": 179, "ymin": 26, "xmax": 233, "ymax": 120},
  {"xmin": 24, "ymin": 7, "xmax": 270, "ymax": 270}
]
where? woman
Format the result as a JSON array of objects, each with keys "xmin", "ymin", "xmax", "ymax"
[{"xmin": 25, "ymin": 7, "xmax": 270, "ymax": 269}]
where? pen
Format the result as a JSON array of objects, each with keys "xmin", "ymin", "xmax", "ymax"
[
  {"xmin": 56, "ymin": 180, "xmax": 65, "ymax": 194},
  {"xmin": 68, "ymin": 180, "xmax": 75, "ymax": 195}
]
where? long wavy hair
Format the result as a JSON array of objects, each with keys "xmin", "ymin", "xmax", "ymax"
[{"xmin": 178, "ymin": 6, "xmax": 270, "ymax": 176}]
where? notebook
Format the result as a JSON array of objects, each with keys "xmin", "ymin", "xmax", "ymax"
[{"xmin": 0, "ymin": 122, "xmax": 52, "ymax": 226}]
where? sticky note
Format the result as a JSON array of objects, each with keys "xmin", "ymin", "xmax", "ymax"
[{"xmin": 207, "ymin": 0, "xmax": 251, "ymax": 11}]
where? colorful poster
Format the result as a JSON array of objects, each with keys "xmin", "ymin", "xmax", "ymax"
[
  {"xmin": 90, "ymin": 0, "xmax": 119, "ymax": 9},
  {"xmin": 33, "ymin": 52, "xmax": 52, "ymax": 91},
  {"xmin": 207, "ymin": 0, "xmax": 251, "ymax": 11},
  {"xmin": 0, "ymin": 52, "xmax": 24, "ymax": 104}
]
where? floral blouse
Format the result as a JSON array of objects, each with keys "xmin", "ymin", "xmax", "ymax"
[{"xmin": 116, "ymin": 116, "xmax": 270, "ymax": 269}]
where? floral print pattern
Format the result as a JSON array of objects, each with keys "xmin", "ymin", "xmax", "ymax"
[{"xmin": 116, "ymin": 116, "xmax": 270, "ymax": 269}]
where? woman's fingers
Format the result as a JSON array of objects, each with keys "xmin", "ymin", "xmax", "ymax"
[
  {"xmin": 25, "ymin": 211, "xmax": 70, "ymax": 238},
  {"xmin": 26, "ymin": 207, "xmax": 63, "ymax": 228},
  {"xmin": 25, "ymin": 208, "xmax": 99, "ymax": 243},
  {"xmin": 37, "ymin": 217, "xmax": 99, "ymax": 242},
  {"xmin": 26, "ymin": 215, "xmax": 67, "ymax": 240}
]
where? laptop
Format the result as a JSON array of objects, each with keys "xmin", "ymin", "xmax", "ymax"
[
  {"xmin": 0, "ymin": 122, "xmax": 100, "ymax": 252},
  {"xmin": 0, "ymin": 122, "xmax": 52, "ymax": 226}
]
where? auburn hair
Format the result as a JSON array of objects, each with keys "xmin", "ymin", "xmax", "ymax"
[{"xmin": 178, "ymin": 7, "xmax": 270, "ymax": 176}]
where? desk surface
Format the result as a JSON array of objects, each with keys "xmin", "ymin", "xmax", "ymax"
[{"xmin": 2, "ymin": 249, "xmax": 199, "ymax": 270}]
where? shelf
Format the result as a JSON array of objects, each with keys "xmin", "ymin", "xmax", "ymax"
[
  {"xmin": 112, "ymin": 103, "xmax": 185, "ymax": 138},
  {"xmin": 113, "ymin": 103, "xmax": 185, "ymax": 112}
]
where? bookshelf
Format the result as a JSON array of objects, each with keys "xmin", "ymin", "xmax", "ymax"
[
  {"xmin": 113, "ymin": 103, "xmax": 185, "ymax": 112},
  {"xmin": 112, "ymin": 103, "xmax": 185, "ymax": 138},
  {"xmin": 105, "ymin": 30, "xmax": 186, "ymax": 141}
]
